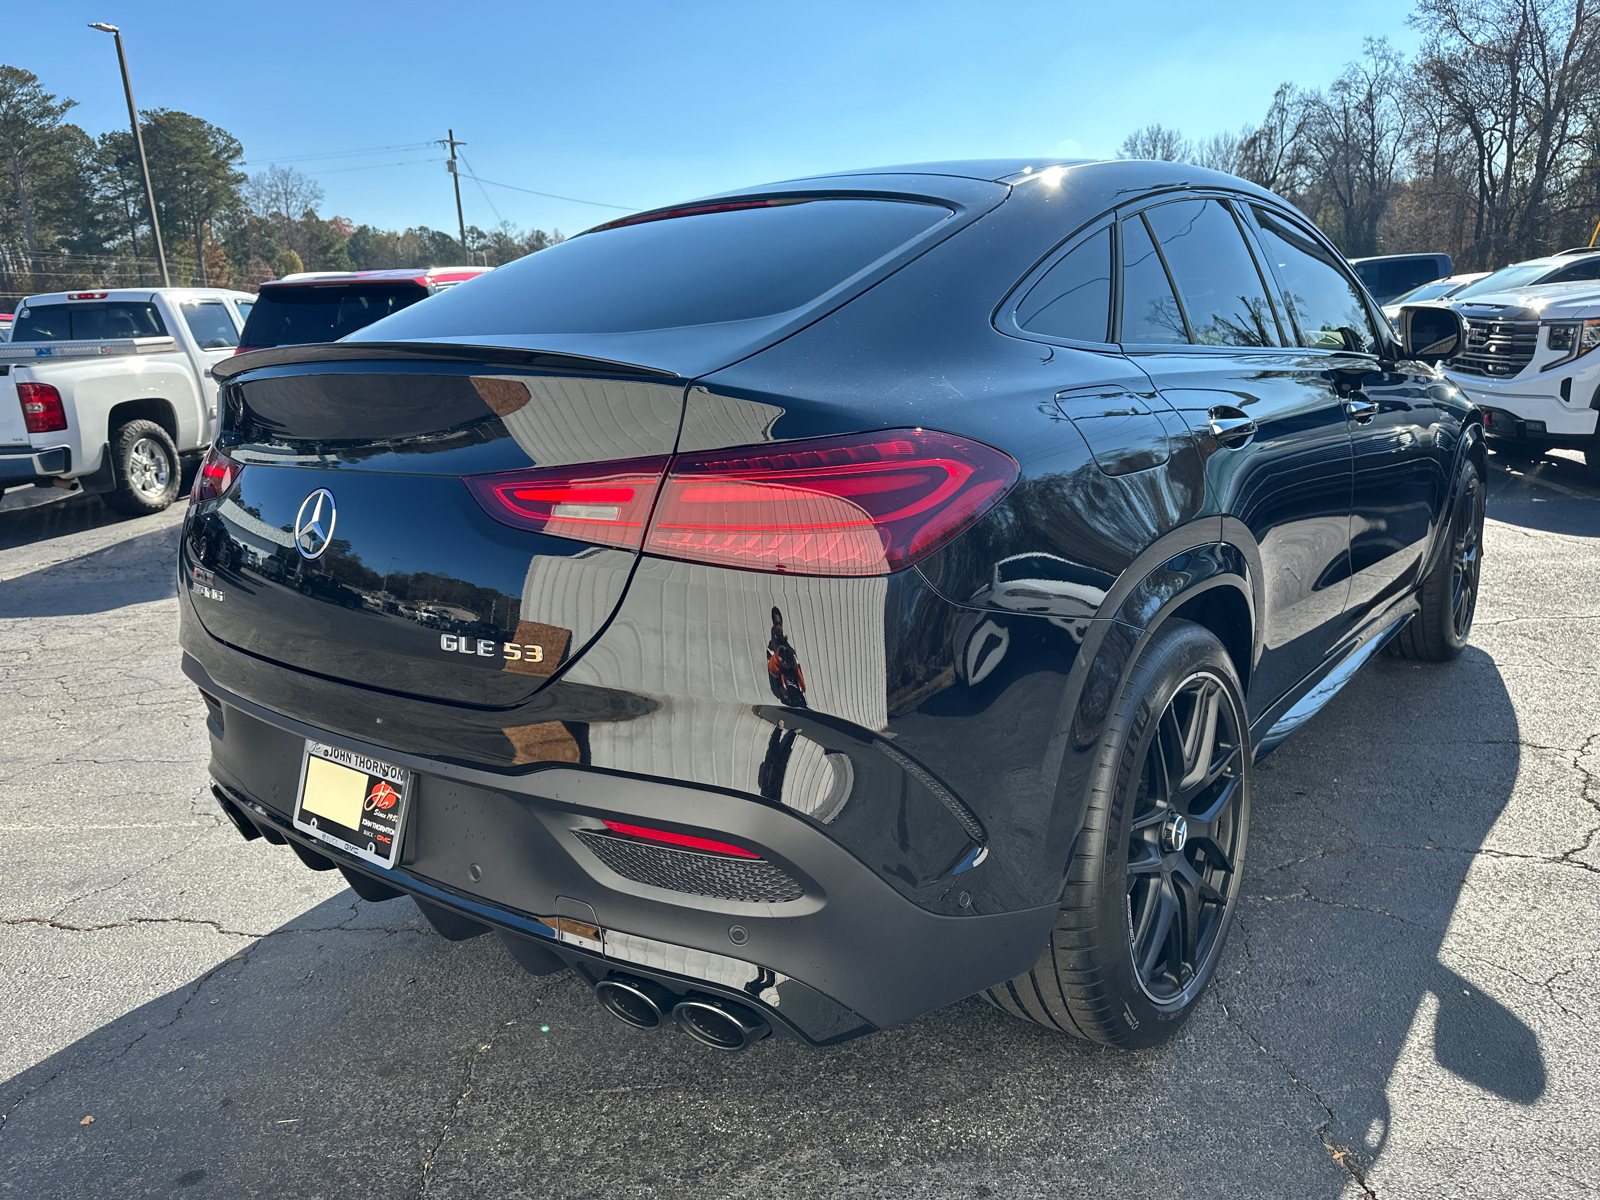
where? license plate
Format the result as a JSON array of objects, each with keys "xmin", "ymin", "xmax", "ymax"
[{"xmin": 292, "ymin": 740, "xmax": 411, "ymax": 870}]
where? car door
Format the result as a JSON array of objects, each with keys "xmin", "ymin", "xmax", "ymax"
[
  {"xmin": 1117, "ymin": 195, "xmax": 1357, "ymax": 718},
  {"xmin": 175, "ymin": 298, "xmax": 243, "ymax": 443},
  {"xmin": 1243, "ymin": 205, "xmax": 1444, "ymax": 623}
]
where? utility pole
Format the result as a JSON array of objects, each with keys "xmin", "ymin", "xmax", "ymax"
[
  {"xmin": 89, "ymin": 24, "xmax": 170, "ymax": 287},
  {"xmin": 443, "ymin": 130, "xmax": 468, "ymax": 260}
]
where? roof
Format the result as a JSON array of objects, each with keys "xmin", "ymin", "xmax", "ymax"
[{"xmin": 19, "ymin": 287, "xmax": 254, "ymax": 306}]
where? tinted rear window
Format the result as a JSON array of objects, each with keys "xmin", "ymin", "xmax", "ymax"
[
  {"xmin": 355, "ymin": 198, "xmax": 951, "ymax": 338},
  {"xmin": 241, "ymin": 284, "xmax": 428, "ymax": 348},
  {"xmin": 12, "ymin": 302, "xmax": 167, "ymax": 341}
]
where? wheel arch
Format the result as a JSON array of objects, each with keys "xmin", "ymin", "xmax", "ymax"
[{"xmin": 108, "ymin": 398, "xmax": 180, "ymax": 446}]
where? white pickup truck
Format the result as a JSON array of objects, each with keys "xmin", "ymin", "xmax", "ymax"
[
  {"xmin": 1444, "ymin": 280, "xmax": 1600, "ymax": 470},
  {"xmin": 0, "ymin": 287, "xmax": 255, "ymax": 514}
]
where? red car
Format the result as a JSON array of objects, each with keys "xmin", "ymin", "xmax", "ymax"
[{"xmin": 236, "ymin": 266, "xmax": 491, "ymax": 354}]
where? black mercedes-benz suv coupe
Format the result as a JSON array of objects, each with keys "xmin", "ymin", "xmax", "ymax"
[{"xmin": 183, "ymin": 159, "xmax": 1482, "ymax": 1052}]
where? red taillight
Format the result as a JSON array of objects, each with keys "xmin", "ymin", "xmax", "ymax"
[
  {"xmin": 190, "ymin": 446, "xmax": 241, "ymax": 504},
  {"xmin": 647, "ymin": 429, "xmax": 1017, "ymax": 575},
  {"xmin": 464, "ymin": 431, "xmax": 1016, "ymax": 576},
  {"xmin": 17, "ymin": 382, "xmax": 67, "ymax": 434},
  {"xmin": 464, "ymin": 456, "xmax": 670, "ymax": 549},
  {"xmin": 68, "ymin": 291, "xmax": 109, "ymax": 300},
  {"xmin": 233, "ymin": 346, "xmax": 263, "ymax": 355},
  {"xmin": 601, "ymin": 820, "xmax": 761, "ymax": 859}
]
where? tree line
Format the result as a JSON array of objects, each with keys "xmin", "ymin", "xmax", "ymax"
[
  {"xmin": 0, "ymin": 64, "xmax": 563, "ymax": 311},
  {"xmin": 1121, "ymin": 1, "xmax": 1600, "ymax": 270}
]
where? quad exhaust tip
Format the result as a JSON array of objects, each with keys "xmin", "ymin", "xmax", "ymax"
[
  {"xmin": 594, "ymin": 976, "xmax": 674, "ymax": 1029},
  {"xmin": 673, "ymin": 995, "xmax": 770, "ymax": 1052},
  {"xmin": 593, "ymin": 976, "xmax": 771, "ymax": 1050}
]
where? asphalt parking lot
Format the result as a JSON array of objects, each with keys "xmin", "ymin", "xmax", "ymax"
[{"xmin": 2, "ymin": 451, "xmax": 1597, "ymax": 1200}]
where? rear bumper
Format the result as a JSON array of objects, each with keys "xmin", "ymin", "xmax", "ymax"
[
  {"xmin": 0, "ymin": 445, "xmax": 69, "ymax": 483},
  {"xmin": 188, "ymin": 653, "xmax": 1058, "ymax": 1045}
]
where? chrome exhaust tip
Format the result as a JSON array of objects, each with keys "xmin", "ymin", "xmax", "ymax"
[
  {"xmin": 594, "ymin": 975, "xmax": 673, "ymax": 1029},
  {"xmin": 673, "ymin": 995, "xmax": 770, "ymax": 1052}
]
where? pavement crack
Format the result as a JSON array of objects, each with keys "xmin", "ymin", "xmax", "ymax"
[
  {"xmin": 0, "ymin": 916, "xmax": 423, "ymax": 939},
  {"xmin": 418, "ymin": 1013, "xmax": 527, "ymax": 1198},
  {"xmin": 1244, "ymin": 888, "xmax": 1410, "ymax": 924},
  {"xmin": 1217, "ymin": 998, "xmax": 1374, "ymax": 1194}
]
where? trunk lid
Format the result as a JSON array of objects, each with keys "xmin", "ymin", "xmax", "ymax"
[{"xmin": 183, "ymin": 359, "xmax": 685, "ymax": 705}]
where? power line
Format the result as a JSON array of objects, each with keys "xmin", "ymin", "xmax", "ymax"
[
  {"xmin": 456, "ymin": 172, "xmax": 637, "ymax": 211},
  {"xmin": 457, "ymin": 152, "xmax": 504, "ymax": 225},
  {"xmin": 302, "ymin": 158, "xmax": 447, "ymax": 176},
  {"xmin": 243, "ymin": 141, "xmax": 438, "ymax": 166}
]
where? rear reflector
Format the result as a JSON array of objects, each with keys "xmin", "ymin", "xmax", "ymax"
[
  {"xmin": 190, "ymin": 445, "xmax": 241, "ymax": 504},
  {"xmin": 17, "ymin": 382, "xmax": 67, "ymax": 434},
  {"xmin": 465, "ymin": 430, "xmax": 1017, "ymax": 576},
  {"xmin": 463, "ymin": 456, "xmax": 670, "ymax": 549},
  {"xmin": 600, "ymin": 820, "xmax": 761, "ymax": 859}
]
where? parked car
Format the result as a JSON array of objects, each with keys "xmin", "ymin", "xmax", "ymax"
[
  {"xmin": 236, "ymin": 267, "xmax": 491, "ymax": 353},
  {"xmin": 186, "ymin": 159, "xmax": 1482, "ymax": 1054},
  {"xmin": 1448, "ymin": 246, "xmax": 1600, "ymax": 302},
  {"xmin": 1, "ymin": 287, "xmax": 253, "ymax": 513},
  {"xmin": 1381, "ymin": 271, "xmax": 1488, "ymax": 323},
  {"xmin": 1440, "ymin": 278, "xmax": 1600, "ymax": 468},
  {"xmin": 1349, "ymin": 252, "xmax": 1453, "ymax": 304}
]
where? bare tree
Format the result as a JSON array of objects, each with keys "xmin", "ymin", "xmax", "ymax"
[
  {"xmin": 1237, "ymin": 83, "xmax": 1309, "ymax": 195},
  {"xmin": 1300, "ymin": 39, "xmax": 1412, "ymax": 255},
  {"xmin": 1414, "ymin": 0, "xmax": 1600, "ymax": 265},
  {"xmin": 1196, "ymin": 129, "xmax": 1245, "ymax": 173},
  {"xmin": 1120, "ymin": 124, "xmax": 1193, "ymax": 161}
]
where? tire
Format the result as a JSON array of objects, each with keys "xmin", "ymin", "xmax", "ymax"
[
  {"xmin": 101, "ymin": 420, "xmax": 180, "ymax": 516},
  {"xmin": 984, "ymin": 619, "xmax": 1250, "ymax": 1048},
  {"xmin": 1386, "ymin": 457, "xmax": 1485, "ymax": 662}
]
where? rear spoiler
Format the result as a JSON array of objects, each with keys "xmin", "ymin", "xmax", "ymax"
[
  {"xmin": 212, "ymin": 340, "xmax": 678, "ymax": 383},
  {"xmin": 0, "ymin": 335, "xmax": 178, "ymax": 363}
]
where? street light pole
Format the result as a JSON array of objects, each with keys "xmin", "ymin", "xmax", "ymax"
[{"xmin": 89, "ymin": 23, "xmax": 170, "ymax": 288}]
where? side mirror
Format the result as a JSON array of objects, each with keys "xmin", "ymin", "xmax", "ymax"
[{"xmin": 1399, "ymin": 305, "xmax": 1468, "ymax": 363}]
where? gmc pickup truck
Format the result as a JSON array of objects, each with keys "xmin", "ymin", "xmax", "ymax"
[
  {"xmin": 1444, "ymin": 280, "xmax": 1600, "ymax": 471},
  {"xmin": 0, "ymin": 287, "xmax": 255, "ymax": 514}
]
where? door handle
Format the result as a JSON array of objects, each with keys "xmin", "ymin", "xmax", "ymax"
[
  {"xmin": 1346, "ymin": 397, "xmax": 1379, "ymax": 425},
  {"xmin": 1208, "ymin": 407, "xmax": 1257, "ymax": 447}
]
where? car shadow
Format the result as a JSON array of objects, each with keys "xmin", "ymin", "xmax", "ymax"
[
  {"xmin": 1484, "ymin": 449, "xmax": 1600, "ymax": 537},
  {"xmin": 0, "ymin": 653, "xmax": 1536, "ymax": 1197},
  {"xmin": 0, "ymin": 520, "xmax": 180, "ymax": 615}
]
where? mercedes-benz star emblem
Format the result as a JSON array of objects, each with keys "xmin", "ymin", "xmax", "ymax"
[
  {"xmin": 1162, "ymin": 813, "xmax": 1190, "ymax": 854},
  {"xmin": 294, "ymin": 489, "xmax": 337, "ymax": 560}
]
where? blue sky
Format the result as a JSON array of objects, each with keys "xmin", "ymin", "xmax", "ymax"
[{"xmin": 13, "ymin": 1, "xmax": 1418, "ymax": 237}]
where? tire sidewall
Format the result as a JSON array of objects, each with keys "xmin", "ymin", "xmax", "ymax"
[
  {"xmin": 106, "ymin": 420, "xmax": 179, "ymax": 515},
  {"xmin": 1438, "ymin": 457, "xmax": 1486, "ymax": 654},
  {"xmin": 1085, "ymin": 621, "xmax": 1251, "ymax": 1048}
]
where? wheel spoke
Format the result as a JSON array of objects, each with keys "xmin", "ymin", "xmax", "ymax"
[
  {"xmin": 1189, "ymin": 774, "xmax": 1241, "ymax": 828},
  {"xmin": 1127, "ymin": 843, "xmax": 1164, "ymax": 873},
  {"xmin": 1170, "ymin": 868, "xmax": 1201, "ymax": 971},
  {"xmin": 1178, "ymin": 682, "xmax": 1222, "ymax": 790},
  {"xmin": 1189, "ymin": 835, "xmax": 1236, "ymax": 877},
  {"xmin": 1137, "ymin": 880, "xmax": 1177, "ymax": 980}
]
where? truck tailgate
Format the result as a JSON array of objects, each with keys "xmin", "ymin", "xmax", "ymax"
[{"xmin": 0, "ymin": 367, "xmax": 28, "ymax": 444}]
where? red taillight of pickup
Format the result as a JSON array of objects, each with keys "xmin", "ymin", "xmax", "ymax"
[
  {"xmin": 190, "ymin": 446, "xmax": 242, "ymax": 505},
  {"xmin": 17, "ymin": 383, "xmax": 68, "ymax": 434},
  {"xmin": 466, "ymin": 429, "xmax": 1019, "ymax": 577}
]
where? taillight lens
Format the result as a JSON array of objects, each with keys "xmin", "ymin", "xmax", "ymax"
[
  {"xmin": 18, "ymin": 383, "xmax": 67, "ymax": 434},
  {"xmin": 463, "ymin": 429, "xmax": 1018, "ymax": 576},
  {"xmin": 601, "ymin": 820, "xmax": 760, "ymax": 858},
  {"xmin": 464, "ymin": 456, "xmax": 670, "ymax": 549},
  {"xmin": 190, "ymin": 446, "xmax": 241, "ymax": 504},
  {"xmin": 646, "ymin": 429, "xmax": 1017, "ymax": 575}
]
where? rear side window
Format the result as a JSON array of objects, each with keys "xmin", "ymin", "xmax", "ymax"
[
  {"xmin": 1144, "ymin": 199, "xmax": 1279, "ymax": 347},
  {"xmin": 180, "ymin": 300, "xmax": 239, "ymax": 349},
  {"xmin": 1550, "ymin": 258, "xmax": 1600, "ymax": 283},
  {"xmin": 357, "ymin": 198, "xmax": 952, "ymax": 337},
  {"xmin": 241, "ymin": 284, "xmax": 427, "ymax": 348},
  {"xmin": 11, "ymin": 302, "xmax": 167, "ymax": 341},
  {"xmin": 1015, "ymin": 228, "xmax": 1112, "ymax": 342},
  {"xmin": 1119, "ymin": 215, "xmax": 1187, "ymax": 345},
  {"xmin": 1251, "ymin": 207, "xmax": 1380, "ymax": 354}
]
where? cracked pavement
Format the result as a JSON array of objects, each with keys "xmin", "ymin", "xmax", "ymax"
[{"xmin": 2, "ymin": 450, "xmax": 1598, "ymax": 1199}]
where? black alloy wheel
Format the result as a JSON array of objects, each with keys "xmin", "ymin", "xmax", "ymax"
[
  {"xmin": 986, "ymin": 620, "xmax": 1251, "ymax": 1048},
  {"xmin": 1126, "ymin": 673, "xmax": 1247, "ymax": 1005},
  {"xmin": 1388, "ymin": 457, "xmax": 1485, "ymax": 661},
  {"xmin": 1450, "ymin": 468, "xmax": 1486, "ymax": 642}
]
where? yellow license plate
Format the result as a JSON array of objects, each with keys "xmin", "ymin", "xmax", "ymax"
[{"xmin": 292, "ymin": 741, "xmax": 410, "ymax": 870}]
